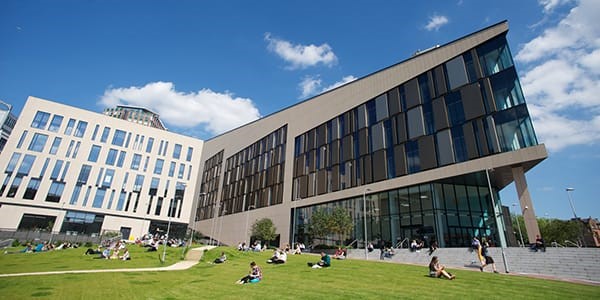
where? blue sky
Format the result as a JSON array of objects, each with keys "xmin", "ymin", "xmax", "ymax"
[{"xmin": 1, "ymin": 0, "xmax": 598, "ymax": 221}]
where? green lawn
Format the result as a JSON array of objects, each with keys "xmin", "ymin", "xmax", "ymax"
[
  {"xmin": 0, "ymin": 244, "xmax": 186, "ymax": 274},
  {"xmin": 0, "ymin": 247, "xmax": 598, "ymax": 299}
]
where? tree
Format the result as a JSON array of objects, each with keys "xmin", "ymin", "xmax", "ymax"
[
  {"xmin": 511, "ymin": 216, "xmax": 584, "ymax": 247},
  {"xmin": 251, "ymin": 218, "xmax": 277, "ymax": 246},
  {"xmin": 329, "ymin": 206, "xmax": 353, "ymax": 246},
  {"xmin": 308, "ymin": 209, "xmax": 330, "ymax": 243}
]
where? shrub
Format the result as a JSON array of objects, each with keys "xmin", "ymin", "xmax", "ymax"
[
  {"xmin": 84, "ymin": 242, "xmax": 93, "ymax": 248},
  {"xmin": 12, "ymin": 239, "xmax": 20, "ymax": 247}
]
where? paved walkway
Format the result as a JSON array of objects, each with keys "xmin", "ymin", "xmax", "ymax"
[{"xmin": 0, "ymin": 245, "xmax": 216, "ymax": 278}]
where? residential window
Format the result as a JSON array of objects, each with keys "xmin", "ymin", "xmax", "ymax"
[
  {"xmin": 50, "ymin": 160, "xmax": 63, "ymax": 180},
  {"xmin": 87, "ymin": 145, "xmax": 101, "ymax": 162},
  {"xmin": 72, "ymin": 141, "xmax": 81, "ymax": 158},
  {"xmin": 48, "ymin": 115, "xmax": 63, "ymax": 132},
  {"xmin": 49, "ymin": 137, "xmax": 62, "ymax": 155},
  {"xmin": 92, "ymin": 189, "xmax": 106, "ymax": 208},
  {"xmin": 64, "ymin": 118, "xmax": 76, "ymax": 135},
  {"xmin": 100, "ymin": 127, "xmax": 110, "ymax": 143},
  {"xmin": 7, "ymin": 176, "xmax": 22, "ymax": 198},
  {"xmin": 112, "ymin": 129, "xmax": 126, "ymax": 146},
  {"xmin": 133, "ymin": 174, "xmax": 144, "ymax": 192},
  {"xmin": 149, "ymin": 177, "xmax": 159, "ymax": 196},
  {"xmin": 173, "ymin": 144, "xmax": 182, "ymax": 159},
  {"xmin": 31, "ymin": 111, "xmax": 50, "ymax": 129},
  {"xmin": 168, "ymin": 162, "xmax": 176, "ymax": 177},
  {"xmin": 17, "ymin": 154, "xmax": 36, "ymax": 176},
  {"xmin": 5, "ymin": 153, "xmax": 21, "ymax": 174},
  {"xmin": 116, "ymin": 192, "xmax": 126, "ymax": 211},
  {"xmin": 69, "ymin": 185, "xmax": 82, "ymax": 205},
  {"xmin": 45, "ymin": 181, "xmax": 65, "ymax": 203},
  {"xmin": 66, "ymin": 140, "xmax": 74, "ymax": 157},
  {"xmin": 116, "ymin": 151, "xmax": 126, "ymax": 167},
  {"xmin": 186, "ymin": 147, "xmax": 193, "ymax": 162},
  {"xmin": 24, "ymin": 178, "xmax": 41, "ymax": 200},
  {"xmin": 102, "ymin": 169, "xmax": 115, "ymax": 188},
  {"xmin": 16, "ymin": 130, "xmax": 28, "ymax": 149},
  {"xmin": 154, "ymin": 159, "xmax": 164, "ymax": 175},
  {"xmin": 77, "ymin": 165, "xmax": 92, "ymax": 184},
  {"xmin": 146, "ymin": 137, "xmax": 154, "ymax": 153},
  {"xmin": 105, "ymin": 149, "xmax": 118, "ymax": 165},
  {"xmin": 74, "ymin": 121, "xmax": 88, "ymax": 138},
  {"xmin": 91, "ymin": 124, "xmax": 100, "ymax": 140},
  {"xmin": 131, "ymin": 154, "xmax": 142, "ymax": 170},
  {"xmin": 28, "ymin": 133, "xmax": 49, "ymax": 152},
  {"xmin": 178, "ymin": 163, "xmax": 185, "ymax": 179}
]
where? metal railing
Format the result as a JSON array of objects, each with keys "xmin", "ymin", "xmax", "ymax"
[
  {"xmin": 394, "ymin": 238, "xmax": 409, "ymax": 249},
  {"xmin": 564, "ymin": 240, "xmax": 582, "ymax": 248}
]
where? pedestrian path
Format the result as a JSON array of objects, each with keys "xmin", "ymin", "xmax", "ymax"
[{"xmin": 0, "ymin": 245, "xmax": 216, "ymax": 278}]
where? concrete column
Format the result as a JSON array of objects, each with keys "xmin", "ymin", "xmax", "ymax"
[{"xmin": 512, "ymin": 165, "xmax": 540, "ymax": 242}]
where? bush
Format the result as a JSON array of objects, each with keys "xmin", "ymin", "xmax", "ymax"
[
  {"xmin": 84, "ymin": 242, "xmax": 93, "ymax": 248},
  {"xmin": 12, "ymin": 239, "xmax": 20, "ymax": 247}
]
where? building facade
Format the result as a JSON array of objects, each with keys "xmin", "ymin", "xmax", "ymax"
[
  {"xmin": 0, "ymin": 97, "xmax": 203, "ymax": 239},
  {"xmin": 193, "ymin": 21, "xmax": 547, "ymax": 248},
  {"xmin": 0, "ymin": 100, "xmax": 17, "ymax": 153},
  {"xmin": 0, "ymin": 21, "xmax": 547, "ymax": 248},
  {"xmin": 103, "ymin": 105, "xmax": 166, "ymax": 130}
]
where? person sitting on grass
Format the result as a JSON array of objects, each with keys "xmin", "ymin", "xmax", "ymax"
[
  {"xmin": 85, "ymin": 246, "xmax": 102, "ymax": 255},
  {"xmin": 120, "ymin": 248, "xmax": 131, "ymax": 261},
  {"xmin": 308, "ymin": 251, "xmax": 331, "ymax": 269},
  {"xmin": 333, "ymin": 247, "xmax": 346, "ymax": 260},
  {"xmin": 236, "ymin": 261, "xmax": 262, "ymax": 284},
  {"xmin": 214, "ymin": 251, "xmax": 227, "ymax": 264},
  {"xmin": 428, "ymin": 256, "xmax": 455, "ymax": 280},
  {"xmin": 267, "ymin": 249, "xmax": 287, "ymax": 264}
]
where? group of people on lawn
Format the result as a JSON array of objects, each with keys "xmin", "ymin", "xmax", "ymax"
[{"xmin": 85, "ymin": 240, "xmax": 130, "ymax": 260}]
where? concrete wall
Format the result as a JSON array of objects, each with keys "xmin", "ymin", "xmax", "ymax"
[{"xmin": 347, "ymin": 247, "xmax": 600, "ymax": 283}]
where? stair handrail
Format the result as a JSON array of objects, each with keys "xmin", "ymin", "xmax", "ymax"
[{"xmin": 394, "ymin": 238, "xmax": 409, "ymax": 249}]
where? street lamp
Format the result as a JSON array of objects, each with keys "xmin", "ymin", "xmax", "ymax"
[
  {"xmin": 244, "ymin": 204, "xmax": 256, "ymax": 245},
  {"xmin": 485, "ymin": 169, "xmax": 509, "ymax": 273},
  {"xmin": 209, "ymin": 201, "xmax": 220, "ymax": 246},
  {"xmin": 566, "ymin": 188, "xmax": 578, "ymax": 219},
  {"xmin": 188, "ymin": 192, "xmax": 205, "ymax": 248},
  {"xmin": 512, "ymin": 203, "xmax": 525, "ymax": 247},
  {"xmin": 217, "ymin": 208, "xmax": 227, "ymax": 246},
  {"xmin": 363, "ymin": 188, "xmax": 371, "ymax": 260},
  {"xmin": 162, "ymin": 204, "xmax": 173, "ymax": 263},
  {"xmin": 292, "ymin": 198, "xmax": 301, "ymax": 248}
]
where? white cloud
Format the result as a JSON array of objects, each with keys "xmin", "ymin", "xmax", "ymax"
[
  {"xmin": 538, "ymin": 0, "xmax": 573, "ymax": 12},
  {"xmin": 299, "ymin": 76, "xmax": 322, "ymax": 99},
  {"xmin": 424, "ymin": 15, "xmax": 449, "ymax": 31},
  {"xmin": 265, "ymin": 33, "xmax": 337, "ymax": 69},
  {"xmin": 99, "ymin": 82, "xmax": 261, "ymax": 136},
  {"xmin": 298, "ymin": 75, "xmax": 357, "ymax": 99},
  {"xmin": 517, "ymin": 0, "xmax": 600, "ymax": 151},
  {"xmin": 321, "ymin": 75, "xmax": 357, "ymax": 93}
]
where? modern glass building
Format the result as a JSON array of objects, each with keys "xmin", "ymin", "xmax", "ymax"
[
  {"xmin": 0, "ymin": 21, "xmax": 547, "ymax": 248},
  {"xmin": 193, "ymin": 21, "xmax": 547, "ymax": 248}
]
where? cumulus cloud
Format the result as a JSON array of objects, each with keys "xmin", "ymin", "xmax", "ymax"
[
  {"xmin": 99, "ymin": 82, "xmax": 261, "ymax": 136},
  {"xmin": 265, "ymin": 33, "xmax": 337, "ymax": 69},
  {"xmin": 517, "ymin": 0, "xmax": 600, "ymax": 151},
  {"xmin": 424, "ymin": 15, "xmax": 449, "ymax": 31},
  {"xmin": 298, "ymin": 75, "xmax": 357, "ymax": 99}
]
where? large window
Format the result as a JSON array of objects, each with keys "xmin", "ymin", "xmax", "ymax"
[
  {"xmin": 77, "ymin": 165, "xmax": 92, "ymax": 184},
  {"xmin": 45, "ymin": 181, "xmax": 65, "ymax": 203},
  {"xmin": 28, "ymin": 133, "xmax": 48, "ymax": 152},
  {"xmin": 173, "ymin": 144, "xmax": 182, "ymax": 159},
  {"xmin": 92, "ymin": 189, "xmax": 106, "ymax": 208},
  {"xmin": 101, "ymin": 127, "xmax": 111, "ymax": 143},
  {"xmin": 186, "ymin": 147, "xmax": 193, "ymax": 161},
  {"xmin": 48, "ymin": 115, "xmax": 63, "ymax": 132},
  {"xmin": 24, "ymin": 178, "xmax": 41, "ymax": 200},
  {"xmin": 74, "ymin": 121, "xmax": 88, "ymax": 138},
  {"xmin": 6, "ymin": 153, "xmax": 21, "ymax": 174},
  {"xmin": 477, "ymin": 35, "xmax": 514, "ymax": 77},
  {"xmin": 31, "ymin": 111, "xmax": 50, "ymax": 129},
  {"xmin": 133, "ymin": 175, "xmax": 144, "ymax": 192},
  {"xmin": 112, "ymin": 129, "xmax": 126, "ymax": 146},
  {"xmin": 105, "ymin": 149, "xmax": 118, "ymax": 165},
  {"xmin": 17, "ymin": 154, "xmax": 36, "ymax": 176},
  {"xmin": 131, "ymin": 154, "xmax": 142, "ymax": 170},
  {"xmin": 146, "ymin": 137, "xmax": 154, "ymax": 153},
  {"xmin": 88, "ymin": 145, "xmax": 101, "ymax": 162},
  {"xmin": 64, "ymin": 118, "xmax": 76, "ymax": 135},
  {"xmin": 49, "ymin": 137, "xmax": 62, "ymax": 155},
  {"xmin": 154, "ymin": 159, "xmax": 164, "ymax": 175}
]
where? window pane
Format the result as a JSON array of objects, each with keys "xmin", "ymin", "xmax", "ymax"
[
  {"xmin": 173, "ymin": 144, "xmax": 182, "ymax": 159},
  {"xmin": 64, "ymin": 118, "xmax": 76, "ymax": 135},
  {"xmin": 48, "ymin": 115, "xmax": 63, "ymax": 132},
  {"xmin": 131, "ymin": 154, "xmax": 142, "ymax": 170},
  {"xmin": 105, "ymin": 149, "xmax": 118, "ymax": 165},
  {"xmin": 407, "ymin": 106, "xmax": 425, "ymax": 139},
  {"xmin": 112, "ymin": 129, "xmax": 126, "ymax": 146},
  {"xmin": 186, "ymin": 146, "xmax": 193, "ymax": 161},
  {"xmin": 17, "ymin": 154, "xmax": 36, "ymax": 176},
  {"xmin": 74, "ymin": 121, "xmax": 88, "ymax": 137},
  {"xmin": 31, "ymin": 111, "xmax": 50, "ymax": 129},
  {"xmin": 154, "ymin": 159, "xmax": 164, "ymax": 175},
  {"xmin": 445, "ymin": 56, "xmax": 469, "ymax": 90},
  {"xmin": 146, "ymin": 137, "xmax": 154, "ymax": 153},
  {"xmin": 88, "ymin": 145, "xmax": 101, "ymax": 162},
  {"xmin": 101, "ymin": 127, "xmax": 111, "ymax": 143},
  {"xmin": 28, "ymin": 133, "xmax": 48, "ymax": 152},
  {"xmin": 49, "ymin": 137, "xmax": 62, "ymax": 155}
]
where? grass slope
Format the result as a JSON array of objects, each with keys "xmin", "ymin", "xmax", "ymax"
[{"xmin": 0, "ymin": 247, "xmax": 598, "ymax": 299}]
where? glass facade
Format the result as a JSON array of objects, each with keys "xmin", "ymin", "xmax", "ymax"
[{"xmin": 293, "ymin": 172, "xmax": 502, "ymax": 248}]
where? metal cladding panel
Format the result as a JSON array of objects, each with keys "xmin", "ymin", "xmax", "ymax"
[
  {"xmin": 433, "ymin": 97, "xmax": 449, "ymax": 131},
  {"xmin": 418, "ymin": 135, "xmax": 438, "ymax": 171},
  {"xmin": 405, "ymin": 78, "xmax": 421, "ymax": 109},
  {"xmin": 461, "ymin": 83, "xmax": 486, "ymax": 121},
  {"xmin": 372, "ymin": 149, "xmax": 387, "ymax": 182},
  {"xmin": 463, "ymin": 122, "xmax": 479, "ymax": 160}
]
